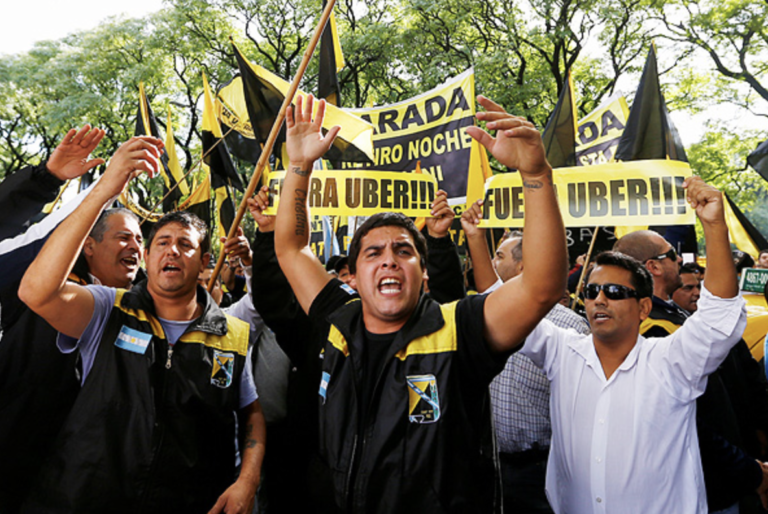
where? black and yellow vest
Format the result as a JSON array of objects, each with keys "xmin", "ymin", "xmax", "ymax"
[
  {"xmin": 24, "ymin": 282, "xmax": 249, "ymax": 514},
  {"xmin": 314, "ymin": 295, "xmax": 500, "ymax": 514}
]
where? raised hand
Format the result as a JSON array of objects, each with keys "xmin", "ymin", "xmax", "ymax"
[
  {"xmin": 426, "ymin": 189, "xmax": 454, "ymax": 238},
  {"xmin": 221, "ymin": 226, "xmax": 252, "ymax": 267},
  {"xmin": 460, "ymin": 199, "xmax": 485, "ymax": 240},
  {"xmin": 95, "ymin": 136, "xmax": 164, "ymax": 200},
  {"xmin": 46, "ymin": 125, "xmax": 107, "ymax": 180},
  {"xmin": 247, "ymin": 185, "xmax": 275, "ymax": 233},
  {"xmin": 683, "ymin": 176, "xmax": 725, "ymax": 227},
  {"xmin": 285, "ymin": 95, "xmax": 341, "ymax": 170},
  {"xmin": 466, "ymin": 96, "xmax": 551, "ymax": 178}
]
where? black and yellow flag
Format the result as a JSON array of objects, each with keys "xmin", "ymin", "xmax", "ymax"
[
  {"xmin": 615, "ymin": 46, "xmax": 687, "ymax": 162},
  {"xmin": 203, "ymin": 73, "xmax": 240, "ymax": 238},
  {"xmin": 318, "ymin": 0, "xmax": 345, "ymax": 106},
  {"xmin": 229, "ymin": 40, "xmax": 373, "ymax": 165},
  {"xmin": 614, "ymin": 46, "xmax": 694, "ymax": 254},
  {"xmin": 541, "ymin": 71, "xmax": 577, "ymax": 168},
  {"xmin": 178, "ymin": 175, "xmax": 212, "ymax": 236},
  {"xmin": 135, "ymin": 83, "xmax": 186, "ymax": 210},
  {"xmin": 724, "ymin": 193, "xmax": 768, "ymax": 258}
]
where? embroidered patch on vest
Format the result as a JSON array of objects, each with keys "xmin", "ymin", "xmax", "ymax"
[
  {"xmin": 407, "ymin": 374, "xmax": 441, "ymax": 424},
  {"xmin": 319, "ymin": 372, "xmax": 331, "ymax": 404},
  {"xmin": 211, "ymin": 350, "xmax": 235, "ymax": 388},
  {"xmin": 114, "ymin": 325, "xmax": 152, "ymax": 355}
]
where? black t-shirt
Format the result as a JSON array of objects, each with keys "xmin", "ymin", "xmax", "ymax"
[{"xmin": 361, "ymin": 329, "xmax": 397, "ymax": 423}]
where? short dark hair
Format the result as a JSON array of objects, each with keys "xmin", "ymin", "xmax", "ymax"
[
  {"xmin": 733, "ymin": 250, "xmax": 755, "ymax": 274},
  {"xmin": 760, "ymin": 249, "xmax": 768, "ymax": 258},
  {"xmin": 90, "ymin": 208, "xmax": 139, "ymax": 242},
  {"xmin": 500, "ymin": 230, "xmax": 524, "ymax": 262},
  {"xmin": 586, "ymin": 251, "xmax": 653, "ymax": 299},
  {"xmin": 146, "ymin": 211, "xmax": 209, "ymax": 253},
  {"xmin": 680, "ymin": 262, "xmax": 704, "ymax": 276},
  {"xmin": 348, "ymin": 213, "xmax": 427, "ymax": 275}
]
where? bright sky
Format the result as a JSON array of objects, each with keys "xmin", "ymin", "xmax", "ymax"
[{"xmin": 1, "ymin": 0, "xmax": 166, "ymax": 56}]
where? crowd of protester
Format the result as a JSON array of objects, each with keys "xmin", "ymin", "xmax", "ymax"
[{"xmin": 1, "ymin": 96, "xmax": 767, "ymax": 514}]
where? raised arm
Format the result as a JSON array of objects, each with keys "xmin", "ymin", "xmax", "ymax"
[
  {"xmin": 0, "ymin": 125, "xmax": 106, "ymax": 240},
  {"xmin": 274, "ymin": 95, "xmax": 340, "ymax": 314},
  {"xmin": 466, "ymin": 96, "xmax": 566, "ymax": 353},
  {"xmin": 460, "ymin": 199, "xmax": 499, "ymax": 293},
  {"xmin": 424, "ymin": 189, "xmax": 466, "ymax": 303},
  {"xmin": 18, "ymin": 136, "xmax": 163, "ymax": 338},
  {"xmin": 685, "ymin": 177, "xmax": 738, "ymax": 298}
]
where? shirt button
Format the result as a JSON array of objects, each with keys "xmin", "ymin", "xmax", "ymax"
[
  {"xmin": 596, "ymin": 497, "xmax": 602, "ymax": 503},
  {"xmin": 596, "ymin": 457, "xmax": 602, "ymax": 463},
  {"xmin": 599, "ymin": 419, "xmax": 605, "ymax": 424}
]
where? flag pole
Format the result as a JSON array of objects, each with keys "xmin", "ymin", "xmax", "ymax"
[
  {"xmin": 570, "ymin": 227, "xmax": 600, "ymax": 311},
  {"xmin": 208, "ymin": 0, "xmax": 338, "ymax": 291}
]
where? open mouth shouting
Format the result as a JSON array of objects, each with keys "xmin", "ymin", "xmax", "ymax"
[
  {"xmin": 162, "ymin": 263, "xmax": 182, "ymax": 275},
  {"xmin": 120, "ymin": 255, "xmax": 139, "ymax": 270},
  {"xmin": 378, "ymin": 277, "xmax": 402, "ymax": 296}
]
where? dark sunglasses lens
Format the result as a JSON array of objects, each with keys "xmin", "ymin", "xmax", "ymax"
[
  {"xmin": 584, "ymin": 284, "xmax": 599, "ymax": 300},
  {"xmin": 668, "ymin": 249, "xmax": 678, "ymax": 261},
  {"xmin": 603, "ymin": 284, "xmax": 625, "ymax": 300},
  {"xmin": 584, "ymin": 283, "xmax": 636, "ymax": 300}
]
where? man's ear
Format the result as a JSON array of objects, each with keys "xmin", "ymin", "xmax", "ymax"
[
  {"xmin": 638, "ymin": 297, "xmax": 653, "ymax": 320},
  {"xmin": 202, "ymin": 253, "xmax": 211, "ymax": 269},
  {"xmin": 645, "ymin": 260, "xmax": 662, "ymax": 277},
  {"xmin": 83, "ymin": 236, "xmax": 96, "ymax": 257},
  {"xmin": 349, "ymin": 275, "xmax": 357, "ymax": 290}
]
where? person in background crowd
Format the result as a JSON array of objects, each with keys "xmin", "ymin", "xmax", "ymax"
[
  {"xmin": 673, "ymin": 262, "xmax": 704, "ymax": 314},
  {"xmin": 461, "ymin": 208, "xmax": 589, "ymax": 514},
  {"xmin": 755, "ymin": 249, "xmax": 768, "ymax": 270},
  {"xmin": 734, "ymin": 250, "xmax": 756, "ymax": 277}
]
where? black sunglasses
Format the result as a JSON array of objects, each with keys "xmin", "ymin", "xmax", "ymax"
[
  {"xmin": 647, "ymin": 248, "xmax": 677, "ymax": 262},
  {"xmin": 583, "ymin": 283, "xmax": 639, "ymax": 301}
]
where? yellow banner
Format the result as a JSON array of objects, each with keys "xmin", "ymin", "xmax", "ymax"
[
  {"xmin": 575, "ymin": 96, "xmax": 630, "ymax": 166},
  {"xmin": 479, "ymin": 160, "xmax": 695, "ymax": 228},
  {"xmin": 264, "ymin": 170, "xmax": 439, "ymax": 217}
]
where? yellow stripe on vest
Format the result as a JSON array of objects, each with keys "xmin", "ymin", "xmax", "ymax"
[
  {"xmin": 178, "ymin": 314, "xmax": 249, "ymax": 357},
  {"xmin": 395, "ymin": 302, "xmax": 458, "ymax": 361},
  {"xmin": 328, "ymin": 324, "xmax": 350, "ymax": 357},
  {"xmin": 114, "ymin": 289, "xmax": 166, "ymax": 338},
  {"xmin": 114, "ymin": 291, "xmax": 249, "ymax": 356},
  {"xmin": 640, "ymin": 317, "xmax": 681, "ymax": 336}
]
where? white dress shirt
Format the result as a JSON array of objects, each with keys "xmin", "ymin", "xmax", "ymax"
[{"xmin": 520, "ymin": 285, "xmax": 747, "ymax": 514}]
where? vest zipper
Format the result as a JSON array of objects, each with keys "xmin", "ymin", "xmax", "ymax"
[{"xmin": 165, "ymin": 345, "xmax": 174, "ymax": 369}]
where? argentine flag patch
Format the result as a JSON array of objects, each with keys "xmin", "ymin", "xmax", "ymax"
[
  {"xmin": 319, "ymin": 372, "xmax": 331, "ymax": 404},
  {"xmin": 115, "ymin": 325, "xmax": 152, "ymax": 355}
]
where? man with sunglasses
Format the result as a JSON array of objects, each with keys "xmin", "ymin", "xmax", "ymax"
[
  {"xmin": 517, "ymin": 177, "xmax": 749, "ymax": 513},
  {"xmin": 615, "ymin": 221, "xmax": 768, "ymax": 513}
]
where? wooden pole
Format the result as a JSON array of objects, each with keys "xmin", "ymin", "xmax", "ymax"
[
  {"xmin": 571, "ymin": 227, "xmax": 600, "ymax": 310},
  {"xmin": 208, "ymin": 0, "xmax": 338, "ymax": 291}
]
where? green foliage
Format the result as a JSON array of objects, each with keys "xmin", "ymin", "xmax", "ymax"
[{"xmin": 1, "ymin": 0, "xmax": 767, "ymax": 246}]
